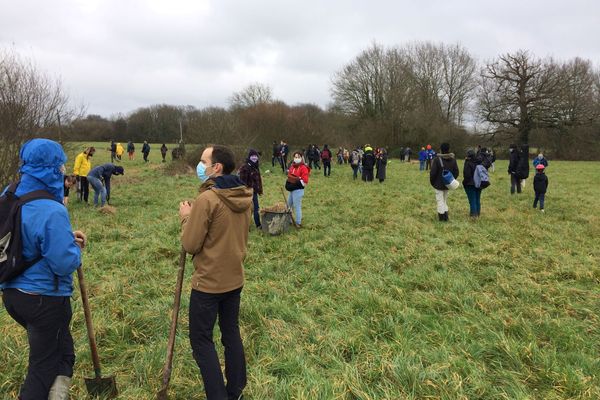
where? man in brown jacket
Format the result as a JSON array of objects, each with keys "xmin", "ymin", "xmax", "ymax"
[{"xmin": 179, "ymin": 145, "xmax": 252, "ymax": 400}]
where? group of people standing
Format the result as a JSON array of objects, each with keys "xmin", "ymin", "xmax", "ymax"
[
  {"xmin": 110, "ymin": 140, "xmax": 164, "ymax": 163},
  {"xmin": 71, "ymin": 146, "xmax": 124, "ymax": 207},
  {"xmin": 429, "ymin": 142, "xmax": 550, "ymax": 220}
]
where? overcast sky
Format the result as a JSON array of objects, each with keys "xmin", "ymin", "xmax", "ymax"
[{"xmin": 1, "ymin": 0, "xmax": 599, "ymax": 118}]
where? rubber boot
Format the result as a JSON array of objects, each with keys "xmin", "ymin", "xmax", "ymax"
[
  {"xmin": 438, "ymin": 213, "xmax": 444, "ymax": 221},
  {"xmin": 444, "ymin": 212, "xmax": 449, "ymax": 221},
  {"xmin": 48, "ymin": 376, "xmax": 71, "ymax": 400}
]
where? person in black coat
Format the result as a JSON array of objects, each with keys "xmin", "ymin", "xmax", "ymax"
[
  {"xmin": 533, "ymin": 164, "xmax": 549, "ymax": 211},
  {"xmin": 375, "ymin": 148, "xmax": 388, "ymax": 183},
  {"xmin": 361, "ymin": 147, "xmax": 376, "ymax": 182},
  {"xmin": 430, "ymin": 142, "xmax": 459, "ymax": 221},
  {"xmin": 508, "ymin": 143, "xmax": 521, "ymax": 194},
  {"xmin": 516, "ymin": 144, "xmax": 530, "ymax": 187},
  {"xmin": 463, "ymin": 149, "xmax": 483, "ymax": 217}
]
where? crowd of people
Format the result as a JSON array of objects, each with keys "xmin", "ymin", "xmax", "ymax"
[{"xmin": 1, "ymin": 137, "xmax": 552, "ymax": 400}]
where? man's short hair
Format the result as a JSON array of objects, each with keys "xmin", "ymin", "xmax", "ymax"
[{"xmin": 210, "ymin": 145, "xmax": 236, "ymax": 174}]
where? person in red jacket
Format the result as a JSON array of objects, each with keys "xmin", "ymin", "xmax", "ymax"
[{"xmin": 285, "ymin": 151, "xmax": 310, "ymax": 227}]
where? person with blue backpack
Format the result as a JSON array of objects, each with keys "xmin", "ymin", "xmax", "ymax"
[
  {"xmin": 1, "ymin": 138, "xmax": 86, "ymax": 400},
  {"xmin": 463, "ymin": 149, "xmax": 485, "ymax": 218},
  {"xmin": 430, "ymin": 143, "xmax": 459, "ymax": 221}
]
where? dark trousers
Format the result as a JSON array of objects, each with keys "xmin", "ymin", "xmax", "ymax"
[
  {"xmin": 77, "ymin": 176, "xmax": 89, "ymax": 202},
  {"xmin": 362, "ymin": 168, "xmax": 374, "ymax": 182},
  {"xmin": 425, "ymin": 159, "xmax": 431, "ymax": 170},
  {"xmin": 2, "ymin": 289, "xmax": 75, "ymax": 400},
  {"xmin": 323, "ymin": 161, "xmax": 331, "ymax": 176},
  {"xmin": 272, "ymin": 155, "xmax": 277, "ymax": 167},
  {"xmin": 252, "ymin": 191, "xmax": 261, "ymax": 227},
  {"xmin": 143, "ymin": 152, "xmax": 149, "ymax": 162},
  {"xmin": 464, "ymin": 185, "xmax": 482, "ymax": 216},
  {"xmin": 278, "ymin": 156, "xmax": 286, "ymax": 173},
  {"xmin": 533, "ymin": 192, "xmax": 545, "ymax": 209},
  {"xmin": 511, "ymin": 174, "xmax": 522, "ymax": 194},
  {"xmin": 351, "ymin": 165, "xmax": 359, "ymax": 180},
  {"xmin": 189, "ymin": 288, "xmax": 246, "ymax": 400}
]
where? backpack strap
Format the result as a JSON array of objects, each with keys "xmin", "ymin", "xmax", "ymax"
[{"xmin": 18, "ymin": 190, "xmax": 56, "ymax": 204}]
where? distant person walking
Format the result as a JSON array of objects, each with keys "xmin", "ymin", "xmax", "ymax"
[
  {"xmin": 87, "ymin": 163, "xmax": 124, "ymax": 206},
  {"xmin": 429, "ymin": 143, "xmax": 459, "ymax": 221},
  {"xmin": 376, "ymin": 148, "xmax": 388, "ymax": 183},
  {"xmin": 533, "ymin": 164, "xmax": 548, "ymax": 212},
  {"xmin": 73, "ymin": 146, "xmax": 95, "ymax": 203},
  {"xmin": 127, "ymin": 141, "xmax": 135, "ymax": 160},
  {"xmin": 179, "ymin": 145, "xmax": 252, "ymax": 400},
  {"xmin": 239, "ymin": 149, "xmax": 263, "ymax": 229},
  {"xmin": 361, "ymin": 146, "xmax": 376, "ymax": 182},
  {"xmin": 160, "ymin": 143, "xmax": 168, "ymax": 162},
  {"xmin": 463, "ymin": 149, "xmax": 483, "ymax": 218},
  {"xmin": 516, "ymin": 144, "xmax": 530, "ymax": 189},
  {"xmin": 142, "ymin": 141, "xmax": 151, "ymax": 162},
  {"xmin": 404, "ymin": 147, "xmax": 412, "ymax": 163},
  {"xmin": 272, "ymin": 141, "xmax": 280, "ymax": 168},
  {"xmin": 321, "ymin": 144, "xmax": 332, "ymax": 177},
  {"xmin": 286, "ymin": 152, "xmax": 310, "ymax": 227},
  {"xmin": 425, "ymin": 145, "xmax": 436, "ymax": 170}
]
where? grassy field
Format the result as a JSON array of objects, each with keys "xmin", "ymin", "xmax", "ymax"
[{"xmin": 1, "ymin": 143, "xmax": 599, "ymax": 399}]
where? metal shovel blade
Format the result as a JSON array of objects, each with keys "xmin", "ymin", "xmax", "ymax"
[{"xmin": 84, "ymin": 375, "xmax": 118, "ymax": 398}]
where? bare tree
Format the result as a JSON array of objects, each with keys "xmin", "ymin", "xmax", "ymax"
[
  {"xmin": 229, "ymin": 83, "xmax": 273, "ymax": 109},
  {"xmin": 0, "ymin": 49, "xmax": 76, "ymax": 185},
  {"xmin": 478, "ymin": 50, "xmax": 562, "ymax": 144}
]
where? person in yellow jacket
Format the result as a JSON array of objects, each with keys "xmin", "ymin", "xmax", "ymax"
[
  {"xmin": 116, "ymin": 143, "xmax": 124, "ymax": 161},
  {"xmin": 73, "ymin": 147, "xmax": 95, "ymax": 203}
]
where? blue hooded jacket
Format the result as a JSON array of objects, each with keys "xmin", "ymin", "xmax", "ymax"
[{"xmin": 0, "ymin": 139, "xmax": 81, "ymax": 296}]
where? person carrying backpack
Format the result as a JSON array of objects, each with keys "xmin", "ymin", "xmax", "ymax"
[
  {"xmin": 142, "ymin": 140, "xmax": 151, "ymax": 162},
  {"xmin": 350, "ymin": 149, "xmax": 361, "ymax": 180},
  {"xmin": 430, "ymin": 143, "xmax": 459, "ymax": 221},
  {"xmin": 321, "ymin": 144, "xmax": 332, "ymax": 177},
  {"xmin": 463, "ymin": 149, "xmax": 484, "ymax": 218},
  {"xmin": 1, "ymin": 138, "xmax": 86, "ymax": 400},
  {"xmin": 127, "ymin": 140, "xmax": 135, "ymax": 160}
]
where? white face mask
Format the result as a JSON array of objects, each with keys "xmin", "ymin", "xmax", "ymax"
[{"xmin": 293, "ymin": 157, "xmax": 302, "ymax": 164}]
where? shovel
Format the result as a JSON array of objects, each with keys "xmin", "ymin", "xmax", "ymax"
[
  {"xmin": 156, "ymin": 247, "xmax": 187, "ymax": 400},
  {"xmin": 77, "ymin": 267, "xmax": 118, "ymax": 398}
]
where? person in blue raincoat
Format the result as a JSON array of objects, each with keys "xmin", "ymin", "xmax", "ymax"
[{"xmin": 1, "ymin": 138, "xmax": 86, "ymax": 400}]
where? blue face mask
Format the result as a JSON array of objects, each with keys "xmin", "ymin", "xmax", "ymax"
[{"xmin": 196, "ymin": 161, "xmax": 214, "ymax": 182}]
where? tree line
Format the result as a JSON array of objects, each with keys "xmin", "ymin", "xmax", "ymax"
[{"xmin": 2, "ymin": 42, "xmax": 600, "ymax": 184}]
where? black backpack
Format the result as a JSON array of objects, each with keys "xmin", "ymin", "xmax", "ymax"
[{"xmin": 0, "ymin": 182, "xmax": 55, "ymax": 283}]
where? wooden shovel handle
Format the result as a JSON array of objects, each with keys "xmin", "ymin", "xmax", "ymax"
[
  {"xmin": 77, "ymin": 267, "xmax": 103, "ymax": 378},
  {"xmin": 159, "ymin": 247, "xmax": 187, "ymax": 391}
]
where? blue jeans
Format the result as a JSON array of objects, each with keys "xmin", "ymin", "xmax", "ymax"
[
  {"xmin": 288, "ymin": 189, "xmax": 304, "ymax": 225},
  {"xmin": 87, "ymin": 176, "xmax": 106, "ymax": 206},
  {"xmin": 419, "ymin": 160, "xmax": 425, "ymax": 171},
  {"xmin": 464, "ymin": 185, "xmax": 482, "ymax": 215},
  {"xmin": 533, "ymin": 193, "xmax": 545, "ymax": 209},
  {"xmin": 252, "ymin": 191, "xmax": 261, "ymax": 227}
]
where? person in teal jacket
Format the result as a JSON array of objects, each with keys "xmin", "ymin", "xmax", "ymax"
[{"xmin": 1, "ymin": 138, "xmax": 86, "ymax": 400}]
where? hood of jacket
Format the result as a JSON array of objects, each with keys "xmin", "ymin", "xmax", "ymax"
[
  {"xmin": 436, "ymin": 153, "xmax": 455, "ymax": 160},
  {"xmin": 17, "ymin": 138, "xmax": 67, "ymax": 202},
  {"xmin": 213, "ymin": 175, "xmax": 253, "ymax": 213}
]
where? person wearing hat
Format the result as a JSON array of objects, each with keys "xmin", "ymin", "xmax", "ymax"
[
  {"xmin": 238, "ymin": 149, "xmax": 263, "ymax": 229},
  {"xmin": 86, "ymin": 163, "xmax": 124, "ymax": 206},
  {"xmin": 1, "ymin": 138, "xmax": 87, "ymax": 400},
  {"xmin": 533, "ymin": 163, "xmax": 548, "ymax": 212},
  {"xmin": 430, "ymin": 143, "xmax": 459, "ymax": 221}
]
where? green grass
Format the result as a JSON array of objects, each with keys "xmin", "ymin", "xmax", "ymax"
[{"xmin": 1, "ymin": 143, "xmax": 599, "ymax": 399}]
